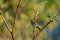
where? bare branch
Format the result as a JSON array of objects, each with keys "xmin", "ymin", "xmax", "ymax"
[
  {"xmin": 31, "ymin": 6, "xmax": 40, "ymax": 20},
  {"xmin": 30, "ymin": 1, "xmax": 60, "ymax": 40},
  {"xmin": 13, "ymin": 0, "xmax": 21, "ymax": 30},
  {"xmin": 35, "ymin": 9, "xmax": 60, "ymax": 39},
  {"xmin": 36, "ymin": 20, "xmax": 53, "ymax": 37},
  {"xmin": 0, "ymin": 10, "xmax": 11, "ymax": 33},
  {"xmin": 33, "ymin": 27, "xmax": 35, "ymax": 40},
  {"xmin": 35, "ymin": 7, "xmax": 40, "ymax": 19},
  {"xmin": 31, "ymin": 5, "xmax": 42, "ymax": 40},
  {"xmin": 11, "ymin": 0, "xmax": 22, "ymax": 40},
  {"xmin": 10, "ymin": 32, "xmax": 15, "ymax": 40}
]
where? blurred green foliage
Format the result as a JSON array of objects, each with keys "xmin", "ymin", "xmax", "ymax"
[{"xmin": 0, "ymin": 0, "xmax": 60, "ymax": 40}]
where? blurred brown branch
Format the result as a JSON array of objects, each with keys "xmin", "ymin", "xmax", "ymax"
[
  {"xmin": 13, "ymin": 0, "xmax": 21, "ymax": 29},
  {"xmin": 35, "ymin": 8, "xmax": 60, "ymax": 40},
  {"xmin": 0, "ymin": 0, "xmax": 22, "ymax": 40},
  {"xmin": 13, "ymin": 0, "xmax": 21, "ymax": 27},
  {"xmin": 0, "ymin": 11, "xmax": 11, "ymax": 33},
  {"xmin": 32, "ymin": 3, "xmax": 60, "ymax": 40},
  {"xmin": 12, "ymin": 0, "xmax": 22, "ymax": 40},
  {"xmin": 35, "ymin": 20, "xmax": 53, "ymax": 38}
]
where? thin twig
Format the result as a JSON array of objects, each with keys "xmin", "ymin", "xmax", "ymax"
[
  {"xmin": 31, "ymin": 1, "xmax": 60, "ymax": 40},
  {"xmin": 0, "ymin": 0, "xmax": 22, "ymax": 40},
  {"xmin": 31, "ymin": 6, "xmax": 41, "ymax": 40},
  {"xmin": 33, "ymin": 27, "xmax": 35, "ymax": 40},
  {"xmin": 36, "ymin": 20, "xmax": 53, "ymax": 37},
  {"xmin": 11, "ymin": 32, "xmax": 15, "ymax": 40},
  {"xmin": 11, "ymin": 0, "xmax": 21, "ymax": 40},
  {"xmin": 0, "ymin": 11, "xmax": 15, "ymax": 40},
  {"xmin": 35, "ymin": 8, "xmax": 60, "ymax": 38},
  {"xmin": 0, "ymin": 11, "xmax": 11, "ymax": 33},
  {"xmin": 35, "ymin": 8, "xmax": 40, "ymax": 19},
  {"xmin": 13, "ymin": 0, "xmax": 21, "ymax": 30}
]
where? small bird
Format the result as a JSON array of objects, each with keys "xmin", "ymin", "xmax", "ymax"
[{"xmin": 30, "ymin": 20, "xmax": 41, "ymax": 30}]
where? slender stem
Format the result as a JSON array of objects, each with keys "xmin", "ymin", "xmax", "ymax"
[
  {"xmin": 3, "ymin": 20, "xmax": 11, "ymax": 33},
  {"xmin": 35, "ymin": 9, "xmax": 60, "ymax": 38},
  {"xmin": 36, "ymin": 26, "xmax": 41, "ymax": 30},
  {"xmin": 11, "ymin": 32, "xmax": 15, "ymax": 40},
  {"xmin": 31, "ymin": 1, "xmax": 60, "ymax": 39},
  {"xmin": 11, "ymin": 0, "xmax": 21, "ymax": 40},
  {"xmin": 0, "ymin": 0, "xmax": 22, "ymax": 40},
  {"xmin": 31, "ymin": 6, "xmax": 41, "ymax": 40},
  {"xmin": 0, "ymin": 12, "xmax": 11, "ymax": 33},
  {"xmin": 40, "ymin": 20, "xmax": 52, "ymax": 32},
  {"xmin": 35, "ymin": 20, "xmax": 53, "ymax": 38},
  {"xmin": 33, "ymin": 27, "xmax": 35, "ymax": 40},
  {"xmin": 0, "ymin": 11, "xmax": 15, "ymax": 40},
  {"xmin": 13, "ymin": 0, "xmax": 21, "ymax": 27}
]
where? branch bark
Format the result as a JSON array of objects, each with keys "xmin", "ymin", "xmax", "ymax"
[
  {"xmin": 36, "ymin": 20, "xmax": 53, "ymax": 37},
  {"xmin": 33, "ymin": 27, "xmax": 35, "ymax": 40},
  {"xmin": 0, "ymin": 0, "xmax": 22, "ymax": 40},
  {"xmin": 11, "ymin": 0, "xmax": 21, "ymax": 40},
  {"xmin": 35, "ymin": 8, "xmax": 60, "ymax": 39},
  {"xmin": 0, "ymin": 11, "xmax": 11, "ymax": 33}
]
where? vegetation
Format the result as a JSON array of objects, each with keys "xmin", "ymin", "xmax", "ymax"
[{"xmin": 0, "ymin": 0, "xmax": 60, "ymax": 40}]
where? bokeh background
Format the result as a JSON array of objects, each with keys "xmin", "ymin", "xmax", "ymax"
[{"xmin": 0, "ymin": 0, "xmax": 60, "ymax": 40}]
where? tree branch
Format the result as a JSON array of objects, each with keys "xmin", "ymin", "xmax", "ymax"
[
  {"xmin": 0, "ymin": 0, "xmax": 22, "ymax": 40},
  {"xmin": 33, "ymin": 27, "xmax": 35, "ymax": 40},
  {"xmin": 0, "ymin": 11, "xmax": 11, "ymax": 33},
  {"xmin": 36, "ymin": 20, "xmax": 53, "ymax": 37},
  {"xmin": 11, "ymin": 0, "xmax": 21, "ymax": 40},
  {"xmin": 13, "ymin": 0, "xmax": 21, "ymax": 27},
  {"xmin": 35, "ymin": 8, "xmax": 60, "ymax": 39}
]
